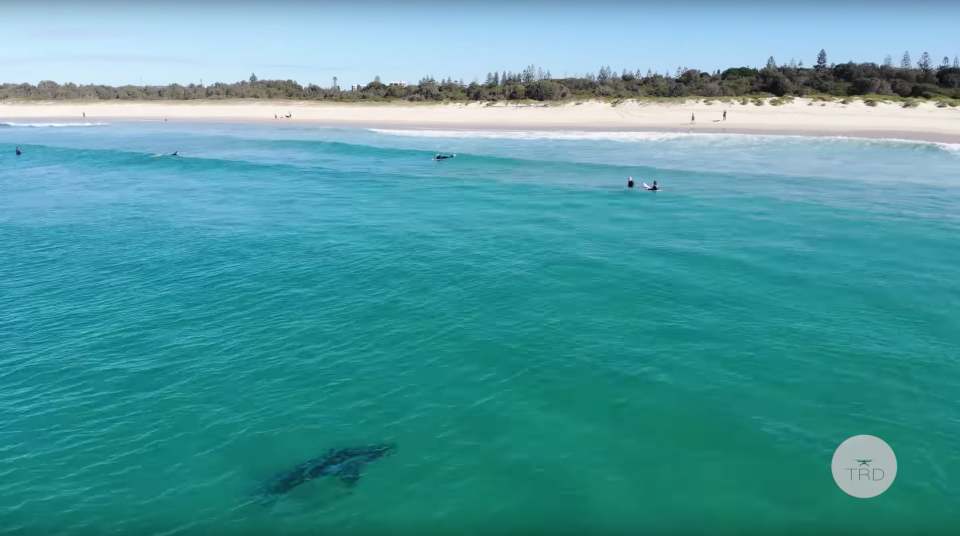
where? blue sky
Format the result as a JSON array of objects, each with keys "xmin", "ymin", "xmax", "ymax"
[{"xmin": 3, "ymin": 1, "xmax": 959, "ymax": 87}]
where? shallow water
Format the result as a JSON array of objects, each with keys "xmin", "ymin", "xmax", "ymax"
[{"xmin": 2, "ymin": 121, "xmax": 959, "ymax": 535}]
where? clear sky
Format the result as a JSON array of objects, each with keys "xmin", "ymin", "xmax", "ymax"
[{"xmin": 3, "ymin": 1, "xmax": 959, "ymax": 87}]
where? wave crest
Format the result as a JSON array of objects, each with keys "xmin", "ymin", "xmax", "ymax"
[
  {"xmin": 368, "ymin": 128, "xmax": 960, "ymax": 152},
  {"xmin": 0, "ymin": 122, "xmax": 109, "ymax": 128}
]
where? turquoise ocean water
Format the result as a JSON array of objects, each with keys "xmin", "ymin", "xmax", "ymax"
[{"xmin": 1, "ymin": 121, "xmax": 959, "ymax": 535}]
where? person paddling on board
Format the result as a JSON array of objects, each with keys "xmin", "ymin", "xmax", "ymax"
[
  {"xmin": 171, "ymin": 151, "xmax": 179, "ymax": 156},
  {"xmin": 627, "ymin": 176, "xmax": 634, "ymax": 188},
  {"xmin": 644, "ymin": 180, "xmax": 660, "ymax": 191},
  {"xmin": 434, "ymin": 153, "xmax": 455, "ymax": 160},
  {"xmin": 15, "ymin": 147, "xmax": 22, "ymax": 156}
]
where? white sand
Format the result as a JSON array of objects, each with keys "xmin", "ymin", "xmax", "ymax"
[{"xmin": 2, "ymin": 98, "xmax": 959, "ymax": 142}]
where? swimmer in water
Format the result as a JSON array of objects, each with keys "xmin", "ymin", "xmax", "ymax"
[
  {"xmin": 15, "ymin": 146, "xmax": 22, "ymax": 156},
  {"xmin": 627, "ymin": 176, "xmax": 634, "ymax": 188}
]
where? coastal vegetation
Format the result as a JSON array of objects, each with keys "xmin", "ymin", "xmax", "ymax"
[{"xmin": 2, "ymin": 51, "xmax": 959, "ymax": 105}]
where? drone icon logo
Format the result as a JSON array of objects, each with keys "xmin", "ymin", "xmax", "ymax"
[{"xmin": 832, "ymin": 436, "xmax": 897, "ymax": 499}]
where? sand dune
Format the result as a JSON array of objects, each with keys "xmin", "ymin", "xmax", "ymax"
[{"xmin": 3, "ymin": 98, "xmax": 959, "ymax": 142}]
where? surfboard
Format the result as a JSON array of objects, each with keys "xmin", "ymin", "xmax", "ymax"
[{"xmin": 643, "ymin": 183, "xmax": 659, "ymax": 191}]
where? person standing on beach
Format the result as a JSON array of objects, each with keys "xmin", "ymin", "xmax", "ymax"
[
  {"xmin": 691, "ymin": 113, "xmax": 695, "ymax": 124},
  {"xmin": 83, "ymin": 112, "xmax": 86, "ymax": 118},
  {"xmin": 723, "ymin": 110, "xmax": 726, "ymax": 121}
]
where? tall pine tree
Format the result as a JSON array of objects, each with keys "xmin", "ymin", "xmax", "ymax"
[{"xmin": 901, "ymin": 51, "xmax": 911, "ymax": 69}]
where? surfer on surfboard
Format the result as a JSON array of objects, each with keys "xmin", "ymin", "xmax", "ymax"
[
  {"xmin": 434, "ymin": 153, "xmax": 456, "ymax": 160},
  {"xmin": 644, "ymin": 181, "xmax": 660, "ymax": 191}
]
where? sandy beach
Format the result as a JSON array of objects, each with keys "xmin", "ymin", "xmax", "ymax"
[{"xmin": 2, "ymin": 98, "xmax": 959, "ymax": 143}]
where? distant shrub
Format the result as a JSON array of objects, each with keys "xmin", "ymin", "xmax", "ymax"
[
  {"xmin": 865, "ymin": 99, "xmax": 878, "ymax": 106},
  {"xmin": 525, "ymin": 80, "xmax": 562, "ymax": 101},
  {"xmin": 849, "ymin": 77, "xmax": 881, "ymax": 96}
]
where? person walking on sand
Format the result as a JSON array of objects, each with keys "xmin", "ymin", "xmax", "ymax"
[
  {"xmin": 691, "ymin": 113, "xmax": 695, "ymax": 124},
  {"xmin": 723, "ymin": 110, "xmax": 727, "ymax": 121},
  {"xmin": 83, "ymin": 112, "xmax": 86, "ymax": 118}
]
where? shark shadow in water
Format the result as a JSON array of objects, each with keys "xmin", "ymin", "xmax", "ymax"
[{"xmin": 255, "ymin": 443, "xmax": 396, "ymax": 504}]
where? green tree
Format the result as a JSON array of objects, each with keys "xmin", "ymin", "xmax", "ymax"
[
  {"xmin": 883, "ymin": 55, "xmax": 893, "ymax": 68},
  {"xmin": 941, "ymin": 57, "xmax": 951, "ymax": 70},
  {"xmin": 955, "ymin": 56, "xmax": 960, "ymax": 68},
  {"xmin": 917, "ymin": 52, "xmax": 932, "ymax": 72},
  {"xmin": 900, "ymin": 51, "xmax": 911, "ymax": 69},
  {"xmin": 523, "ymin": 65, "xmax": 537, "ymax": 83},
  {"xmin": 374, "ymin": 75, "xmax": 381, "ymax": 84},
  {"xmin": 249, "ymin": 73, "xmax": 258, "ymax": 84},
  {"xmin": 816, "ymin": 49, "xmax": 827, "ymax": 70}
]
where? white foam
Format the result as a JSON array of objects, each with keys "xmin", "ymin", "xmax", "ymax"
[
  {"xmin": 368, "ymin": 128, "xmax": 960, "ymax": 151},
  {"xmin": 0, "ymin": 122, "xmax": 109, "ymax": 128},
  {"xmin": 368, "ymin": 128, "xmax": 691, "ymax": 142}
]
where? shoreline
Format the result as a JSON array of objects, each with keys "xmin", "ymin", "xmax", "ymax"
[{"xmin": 3, "ymin": 98, "xmax": 960, "ymax": 144}]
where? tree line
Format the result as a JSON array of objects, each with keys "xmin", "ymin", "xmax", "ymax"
[{"xmin": 2, "ymin": 51, "xmax": 959, "ymax": 103}]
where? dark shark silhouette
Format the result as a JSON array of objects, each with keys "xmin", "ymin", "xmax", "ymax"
[{"xmin": 258, "ymin": 443, "xmax": 396, "ymax": 499}]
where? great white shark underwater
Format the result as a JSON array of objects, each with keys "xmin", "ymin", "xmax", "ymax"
[{"xmin": 254, "ymin": 443, "xmax": 397, "ymax": 505}]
